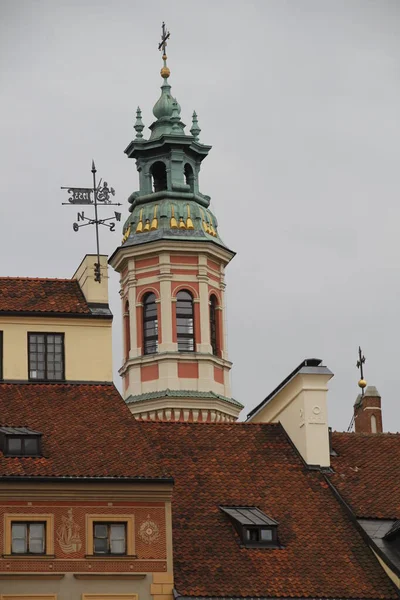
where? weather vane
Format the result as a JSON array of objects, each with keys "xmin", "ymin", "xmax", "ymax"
[
  {"xmin": 356, "ymin": 346, "xmax": 367, "ymax": 397},
  {"xmin": 61, "ymin": 161, "xmax": 122, "ymax": 283}
]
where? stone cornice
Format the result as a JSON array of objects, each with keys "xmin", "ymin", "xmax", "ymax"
[
  {"xmin": 110, "ymin": 239, "xmax": 235, "ymax": 271},
  {"xmin": 119, "ymin": 351, "xmax": 232, "ymax": 376}
]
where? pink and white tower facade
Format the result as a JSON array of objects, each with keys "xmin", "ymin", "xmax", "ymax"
[{"xmin": 109, "ymin": 40, "xmax": 242, "ymax": 422}]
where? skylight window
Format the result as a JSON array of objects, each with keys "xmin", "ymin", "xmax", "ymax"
[
  {"xmin": 0, "ymin": 427, "xmax": 42, "ymax": 457},
  {"xmin": 220, "ymin": 506, "xmax": 279, "ymax": 548}
]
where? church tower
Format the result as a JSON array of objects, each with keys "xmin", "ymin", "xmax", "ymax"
[{"xmin": 109, "ymin": 27, "xmax": 242, "ymax": 422}]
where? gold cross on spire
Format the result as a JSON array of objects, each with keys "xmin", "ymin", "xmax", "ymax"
[
  {"xmin": 158, "ymin": 22, "xmax": 171, "ymax": 80},
  {"xmin": 158, "ymin": 21, "xmax": 170, "ymax": 57},
  {"xmin": 356, "ymin": 346, "xmax": 367, "ymax": 396}
]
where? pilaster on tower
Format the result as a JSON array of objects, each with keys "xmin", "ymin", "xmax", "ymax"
[{"xmin": 109, "ymin": 31, "xmax": 242, "ymax": 422}]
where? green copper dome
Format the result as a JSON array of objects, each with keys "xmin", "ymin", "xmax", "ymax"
[
  {"xmin": 152, "ymin": 80, "xmax": 181, "ymax": 121},
  {"xmin": 119, "ymin": 47, "xmax": 231, "ymax": 252},
  {"xmin": 121, "ymin": 197, "xmax": 225, "ymax": 248}
]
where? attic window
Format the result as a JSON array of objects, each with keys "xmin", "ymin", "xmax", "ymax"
[
  {"xmin": 220, "ymin": 506, "xmax": 279, "ymax": 548},
  {"xmin": 0, "ymin": 427, "xmax": 42, "ymax": 457}
]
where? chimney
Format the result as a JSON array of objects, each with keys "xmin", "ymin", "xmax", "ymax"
[
  {"xmin": 73, "ymin": 254, "xmax": 109, "ymax": 305},
  {"xmin": 354, "ymin": 386, "xmax": 383, "ymax": 433},
  {"xmin": 246, "ymin": 359, "xmax": 333, "ymax": 468}
]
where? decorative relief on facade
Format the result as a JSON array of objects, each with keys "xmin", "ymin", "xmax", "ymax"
[
  {"xmin": 309, "ymin": 405, "xmax": 325, "ymax": 424},
  {"xmin": 139, "ymin": 514, "xmax": 160, "ymax": 544},
  {"xmin": 57, "ymin": 508, "xmax": 82, "ymax": 553},
  {"xmin": 300, "ymin": 406, "xmax": 326, "ymax": 427}
]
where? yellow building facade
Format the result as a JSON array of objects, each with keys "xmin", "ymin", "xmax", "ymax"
[{"xmin": 0, "ymin": 255, "xmax": 112, "ymax": 384}]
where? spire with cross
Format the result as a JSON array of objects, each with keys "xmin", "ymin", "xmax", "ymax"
[
  {"xmin": 347, "ymin": 346, "xmax": 368, "ymax": 431},
  {"xmin": 356, "ymin": 346, "xmax": 367, "ymax": 396},
  {"xmin": 158, "ymin": 21, "xmax": 170, "ymax": 56},
  {"xmin": 158, "ymin": 21, "xmax": 171, "ymax": 80}
]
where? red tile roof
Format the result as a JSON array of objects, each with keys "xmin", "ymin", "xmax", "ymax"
[
  {"xmin": 330, "ymin": 432, "xmax": 400, "ymax": 519},
  {"xmin": 0, "ymin": 383, "xmax": 163, "ymax": 479},
  {"xmin": 141, "ymin": 421, "xmax": 396, "ymax": 599},
  {"xmin": 0, "ymin": 277, "xmax": 91, "ymax": 314},
  {"xmin": 0, "ymin": 386, "xmax": 396, "ymax": 598}
]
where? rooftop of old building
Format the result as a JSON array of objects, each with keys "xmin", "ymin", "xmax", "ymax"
[
  {"xmin": 0, "ymin": 277, "xmax": 91, "ymax": 315},
  {"xmin": 138, "ymin": 420, "xmax": 397, "ymax": 599},
  {"xmin": 0, "ymin": 382, "xmax": 165, "ymax": 480},
  {"xmin": 0, "ymin": 375, "xmax": 398, "ymax": 598}
]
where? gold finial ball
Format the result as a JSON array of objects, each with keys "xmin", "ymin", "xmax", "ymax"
[
  {"xmin": 358, "ymin": 378, "xmax": 367, "ymax": 389},
  {"xmin": 160, "ymin": 66, "xmax": 170, "ymax": 79}
]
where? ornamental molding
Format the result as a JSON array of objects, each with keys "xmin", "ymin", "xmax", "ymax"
[
  {"xmin": 57, "ymin": 508, "xmax": 82, "ymax": 554},
  {"xmin": 110, "ymin": 240, "xmax": 234, "ymax": 271},
  {"xmin": 139, "ymin": 515, "xmax": 160, "ymax": 544},
  {"xmin": 127, "ymin": 396, "xmax": 241, "ymax": 418},
  {"xmin": 120, "ymin": 350, "xmax": 232, "ymax": 372}
]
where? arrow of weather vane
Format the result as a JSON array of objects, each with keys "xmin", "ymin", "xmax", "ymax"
[{"xmin": 61, "ymin": 161, "xmax": 122, "ymax": 283}]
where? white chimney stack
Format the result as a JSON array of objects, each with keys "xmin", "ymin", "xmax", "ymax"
[
  {"xmin": 73, "ymin": 254, "xmax": 109, "ymax": 305},
  {"xmin": 246, "ymin": 359, "xmax": 333, "ymax": 468}
]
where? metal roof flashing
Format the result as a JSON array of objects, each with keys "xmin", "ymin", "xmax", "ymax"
[
  {"xmin": 220, "ymin": 506, "xmax": 279, "ymax": 527},
  {"xmin": 246, "ymin": 359, "xmax": 333, "ymax": 421}
]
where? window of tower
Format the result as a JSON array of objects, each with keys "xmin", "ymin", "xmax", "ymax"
[
  {"xmin": 143, "ymin": 293, "xmax": 158, "ymax": 355},
  {"xmin": 176, "ymin": 290, "xmax": 195, "ymax": 352},
  {"xmin": 184, "ymin": 163, "xmax": 195, "ymax": 192},
  {"xmin": 371, "ymin": 414, "xmax": 377, "ymax": 434},
  {"xmin": 151, "ymin": 161, "xmax": 167, "ymax": 193},
  {"xmin": 124, "ymin": 300, "xmax": 130, "ymax": 360},
  {"xmin": 210, "ymin": 294, "xmax": 219, "ymax": 356}
]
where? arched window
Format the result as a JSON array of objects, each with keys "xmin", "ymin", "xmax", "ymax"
[
  {"xmin": 209, "ymin": 295, "xmax": 219, "ymax": 356},
  {"xmin": 124, "ymin": 301, "xmax": 130, "ymax": 360},
  {"xmin": 176, "ymin": 290, "xmax": 195, "ymax": 352},
  {"xmin": 150, "ymin": 161, "xmax": 167, "ymax": 193},
  {"xmin": 143, "ymin": 293, "xmax": 158, "ymax": 355},
  {"xmin": 371, "ymin": 414, "xmax": 377, "ymax": 434},
  {"xmin": 184, "ymin": 163, "xmax": 194, "ymax": 192}
]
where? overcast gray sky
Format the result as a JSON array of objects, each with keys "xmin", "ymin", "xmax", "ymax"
[{"xmin": 1, "ymin": 0, "xmax": 400, "ymax": 431}]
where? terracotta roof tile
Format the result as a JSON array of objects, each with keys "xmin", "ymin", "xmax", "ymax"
[
  {"xmin": 140, "ymin": 422, "xmax": 397, "ymax": 599},
  {"xmin": 0, "ymin": 386, "xmax": 396, "ymax": 597},
  {"xmin": 0, "ymin": 383, "xmax": 163, "ymax": 479},
  {"xmin": 330, "ymin": 432, "xmax": 400, "ymax": 519},
  {"xmin": 0, "ymin": 277, "xmax": 91, "ymax": 314}
]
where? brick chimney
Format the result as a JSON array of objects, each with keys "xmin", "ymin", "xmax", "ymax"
[{"xmin": 354, "ymin": 386, "xmax": 383, "ymax": 433}]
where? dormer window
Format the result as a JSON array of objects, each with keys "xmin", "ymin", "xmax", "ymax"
[
  {"xmin": 0, "ymin": 427, "xmax": 42, "ymax": 457},
  {"xmin": 246, "ymin": 527, "xmax": 273, "ymax": 543},
  {"xmin": 220, "ymin": 506, "xmax": 279, "ymax": 548}
]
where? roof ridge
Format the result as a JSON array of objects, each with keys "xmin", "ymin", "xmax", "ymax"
[
  {"xmin": 136, "ymin": 420, "xmax": 280, "ymax": 427},
  {"xmin": 0, "ymin": 381, "xmax": 114, "ymax": 387},
  {"xmin": 332, "ymin": 431, "xmax": 400, "ymax": 437},
  {"xmin": 0, "ymin": 276, "xmax": 75, "ymax": 282}
]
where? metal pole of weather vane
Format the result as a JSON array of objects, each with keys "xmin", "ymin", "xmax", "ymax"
[
  {"xmin": 91, "ymin": 160, "xmax": 101, "ymax": 282},
  {"xmin": 61, "ymin": 162, "xmax": 122, "ymax": 284}
]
